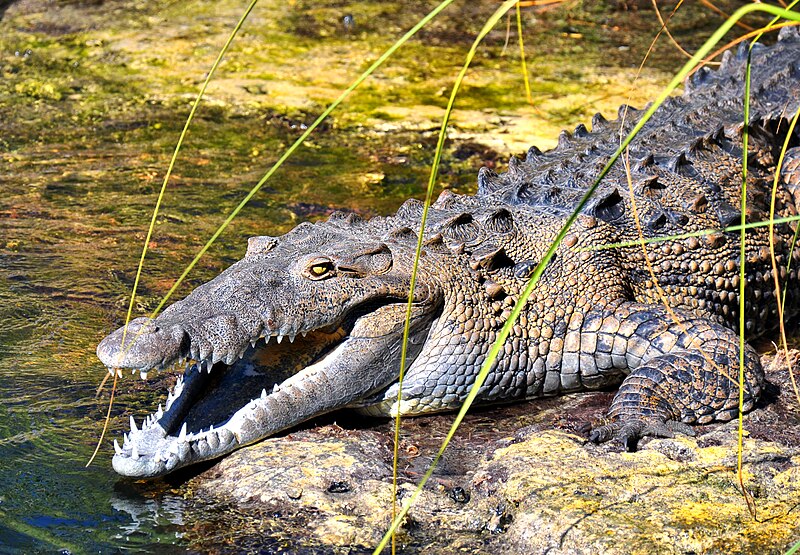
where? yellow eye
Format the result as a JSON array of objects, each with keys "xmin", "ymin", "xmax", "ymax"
[
  {"xmin": 310, "ymin": 264, "xmax": 330, "ymax": 276},
  {"xmin": 305, "ymin": 258, "xmax": 335, "ymax": 280}
]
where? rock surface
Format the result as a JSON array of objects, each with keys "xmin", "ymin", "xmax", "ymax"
[{"xmin": 185, "ymin": 352, "xmax": 800, "ymax": 554}]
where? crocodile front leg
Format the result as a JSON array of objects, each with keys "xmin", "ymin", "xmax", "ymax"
[{"xmin": 588, "ymin": 302, "xmax": 764, "ymax": 451}]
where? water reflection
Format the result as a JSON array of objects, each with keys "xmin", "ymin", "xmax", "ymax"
[{"xmin": 110, "ymin": 493, "xmax": 185, "ymax": 542}]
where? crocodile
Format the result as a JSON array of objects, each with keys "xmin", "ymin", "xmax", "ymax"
[{"xmin": 98, "ymin": 30, "xmax": 800, "ymax": 478}]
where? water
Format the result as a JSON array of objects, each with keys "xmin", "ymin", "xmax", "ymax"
[{"xmin": 0, "ymin": 0, "xmax": 751, "ymax": 551}]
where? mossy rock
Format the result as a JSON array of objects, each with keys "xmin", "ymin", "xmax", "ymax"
[{"xmin": 185, "ymin": 352, "xmax": 800, "ymax": 554}]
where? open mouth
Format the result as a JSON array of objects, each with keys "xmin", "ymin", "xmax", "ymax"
[
  {"xmin": 111, "ymin": 326, "xmax": 345, "ymax": 476},
  {"xmin": 105, "ymin": 299, "xmax": 439, "ymax": 478}
]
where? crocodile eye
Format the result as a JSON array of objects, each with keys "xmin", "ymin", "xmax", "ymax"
[{"xmin": 304, "ymin": 257, "xmax": 336, "ymax": 280}]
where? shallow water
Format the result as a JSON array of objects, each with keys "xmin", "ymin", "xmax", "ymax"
[{"xmin": 0, "ymin": 0, "xmax": 757, "ymax": 551}]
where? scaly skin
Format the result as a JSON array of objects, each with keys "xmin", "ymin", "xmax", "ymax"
[{"xmin": 98, "ymin": 30, "xmax": 800, "ymax": 477}]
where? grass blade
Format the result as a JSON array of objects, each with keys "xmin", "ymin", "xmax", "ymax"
[{"xmin": 382, "ymin": 3, "xmax": 521, "ymax": 551}]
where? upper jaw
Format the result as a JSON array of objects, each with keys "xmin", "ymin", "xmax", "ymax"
[{"xmin": 96, "ymin": 313, "xmax": 334, "ymax": 378}]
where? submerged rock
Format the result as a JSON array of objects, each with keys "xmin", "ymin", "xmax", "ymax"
[{"xmin": 186, "ymin": 353, "xmax": 800, "ymax": 554}]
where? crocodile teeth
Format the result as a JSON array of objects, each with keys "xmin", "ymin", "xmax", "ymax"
[
  {"xmin": 177, "ymin": 441, "xmax": 190, "ymax": 461},
  {"xmin": 140, "ymin": 370, "xmax": 148, "ymax": 380},
  {"xmin": 179, "ymin": 422, "xmax": 187, "ymax": 441},
  {"xmin": 114, "ymin": 439, "xmax": 123, "ymax": 455},
  {"xmin": 261, "ymin": 388, "xmax": 268, "ymax": 400},
  {"xmin": 288, "ymin": 333, "xmax": 296, "ymax": 343},
  {"xmin": 218, "ymin": 428, "xmax": 234, "ymax": 445},
  {"xmin": 250, "ymin": 339, "xmax": 258, "ymax": 348}
]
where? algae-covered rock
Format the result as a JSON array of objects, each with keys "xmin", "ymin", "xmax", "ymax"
[
  {"xmin": 476, "ymin": 430, "xmax": 800, "ymax": 554},
  {"xmin": 186, "ymin": 353, "xmax": 800, "ymax": 554}
]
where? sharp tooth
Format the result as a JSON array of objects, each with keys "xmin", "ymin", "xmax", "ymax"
[
  {"xmin": 273, "ymin": 384, "xmax": 280, "ymax": 393},
  {"xmin": 140, "ymin": 370, "xmax": 148, "ymax": 380},
  {"xmin": 116, "ymin": 368, "xmax": 122, "ymax": 378},
  {"xmin": 129, "ymin": 416, "xmax": 138, "ymax": 433},
  {"xmin": 131, "ymin": 368, "xmax": 136, "ymax": 375},
  {"xmin": 107, "ymin": 367, "xmax": 115, "ymax": 377},
  {"xmin": 276, "ymin": 334, "xmax": 283, "ymax": 344},
  {"xmin": 179, "ymin": 422, "xmax": 187, "ymax": 441},
  {"xmin": 218, "ymin": 428, "xmax": 234, "ymax": 445},
  {"xmin": 301, "ymin": 331, "xmax": 308, "ymax": 338},
  {"xmin": 261, "ymin": 388, "xmax": 267, "ymax": 400},
  {"xmin": 114, "ymin": 439, "xmax": 123, "ymax": 455},
  {"xmin": 264, "ymin": 335, "xmax": 271, "ymax": 345},
  {"xmin": 123, "ymin": 432, "xmax": 130, "ymax": 446},
  {"xmin": 288, "ymin": 333, "xmax": 296, "ymax": 343},
  {"xmin": 250, "ymin": 339, "xmax": 257, "ymax": 348}
]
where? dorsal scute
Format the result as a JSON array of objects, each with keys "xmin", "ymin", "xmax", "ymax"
[
  {"xmin": 477, "ymin": 166, "xmax": 507, "ymax": 196},
  {"xmin": 467, "ymin": 34, "xmax": 799, "ymax": 237},
  {"xmin": 482, "ymin": 207, "xmax": 514, "ymax": 234}
]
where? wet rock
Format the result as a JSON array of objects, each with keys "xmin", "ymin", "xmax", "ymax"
[{"xmin": 187, "ymin": 354, "xmax": 800, "ymax": 553}]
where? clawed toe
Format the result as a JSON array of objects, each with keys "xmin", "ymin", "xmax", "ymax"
[{"xmin": 589, "ymin": 417, "xmax": 695, "ymax": 451}]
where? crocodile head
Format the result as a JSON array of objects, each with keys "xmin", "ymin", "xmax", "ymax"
[{"xmin": 97, "ymin": 217, "xmax": 443, "ymax": 477}]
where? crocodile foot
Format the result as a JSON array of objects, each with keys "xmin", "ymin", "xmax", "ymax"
[{"xmin": 588, "ymin": 418, "xmax": 696, "ymax": 452}]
